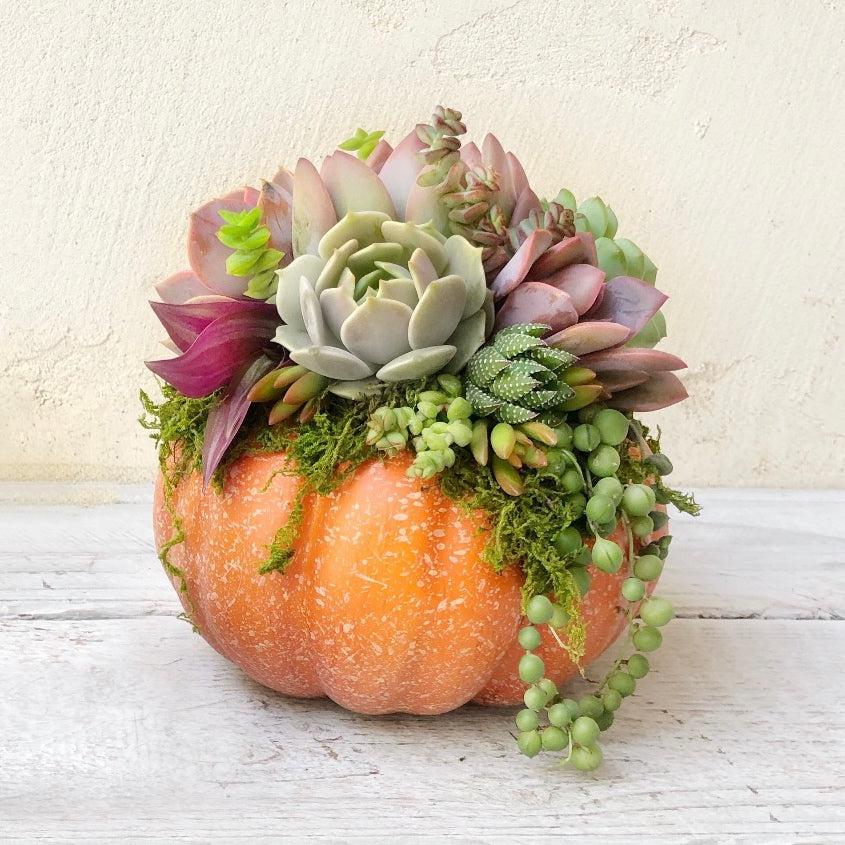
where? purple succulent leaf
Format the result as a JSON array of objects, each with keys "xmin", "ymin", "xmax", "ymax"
[
  {"xmin": 155, "ymin": 271, "xmax": 213, "ymax": 304},
  {"xmin": 292, "ymin": 157, "xmax": 338, "ymax": 258},
  {"xmin": 579, "ymin": 347, "xmax": 687, "ymax": 373},
  {"xmin": 201, "ymin": 352, "xmax": 280, "ymax": 487},
  {"xmin": 150, "ymin": 299, "xmax": 276, "ymax": 354},
  {"xmin": 605, "ymin": 371, "xmax": 689, "ymax": 412},
  {"xmin": 545, "ymin": 321, "xmax": 632, "ymax": 355},
  {"xmin": 481, "ymin": 133, "xmax": 514, "ymax": 218},
  {"xmin": 594, "ymin": 370, "xmax": 651, "ymax": 394},
  {"xmin": 506, "ymin": 151, "xmax": 530, "ymax": 200},
  {"xmin": 460, "ymin": 141, "xmax": 483, "ymax": 170},
  {"xmin": 366, "ymin": 139, "xmax": 394, "ymax": 173},
  {"xmin": 377, "ymin": 128, "xmax": 426, "ymax": 219},
  {"xmin": 527, "ymin": 232, "xmax": 598, "ymax": 279},
  {"xmin": 258, "ymin": 179, "xmax": 293, "ymax": 267},
  {"xmin": 544, "ymin": 263, "xmax": 605, "ymax": 315},
  {"xmin": 582, "ymin": 275, "xmax": 668, "ymax": 338},
  {"xmin": 494, "ymin": 282, "xmax": 579, "ymax": 334},
  {"xmin": 511, "ymin": 187, "xmax": 542, "ymax": 229},
  {"xmin": 145, "ymin": 307, "xmax": 279, "ymax": 398},
  {"xmin": 188, "ymin": 189, "xmax": 256, "ymax": 299},
  {"xmin": 490, "ymin": 229, "xmax": 554, "ymax": 299},
  {"xmin": 320, "ymin": 149, "xmax": 397, "ymax": 219}
]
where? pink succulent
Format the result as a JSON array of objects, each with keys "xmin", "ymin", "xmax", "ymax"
[{"xmin": 487, "ymin": 230, "xmax": 687, "ymax": 411}]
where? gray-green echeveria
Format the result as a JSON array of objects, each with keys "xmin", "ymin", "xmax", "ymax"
[{"xmin": 272, "ymin": 211, "xmax": 493, "ymax": 396}]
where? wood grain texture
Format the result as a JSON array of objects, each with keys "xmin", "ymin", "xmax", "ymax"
[{"xmin": 1, "ymin": 486, "xmax": 844, "ymax": 843}]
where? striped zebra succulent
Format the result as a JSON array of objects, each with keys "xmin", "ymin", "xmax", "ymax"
[{"xmin": 464, "ymin": 324, "xmax": 579, "ymax": 425}]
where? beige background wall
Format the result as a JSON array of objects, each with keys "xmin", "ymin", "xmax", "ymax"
[{"xmin": 1, "ymin": 0, "xmax": 843, "ymax": 487}]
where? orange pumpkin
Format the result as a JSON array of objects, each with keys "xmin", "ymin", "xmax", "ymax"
[{"xmin": 154, "ymin": 449, "xmax": 659, "ymax": 715}]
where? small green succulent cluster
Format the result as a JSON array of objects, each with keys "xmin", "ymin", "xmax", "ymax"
[
  {"xmin": 366, "ymin": 374, "xmax": 474, "ymax": 479},
  {"xmin": 216, "ymin": 207, "xmax": 284, "ymax": 299},
  {"xmin": 338, "ymin": 127, "xmax": 385, "ymax": 161}
]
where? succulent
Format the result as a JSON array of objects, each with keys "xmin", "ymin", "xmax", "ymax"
[
  {"xmin": 367, "ymin": 375, "xmax": 474, "ymax": 479},
  {"xmin": 463, "ymin": 324, "xmax": 581, "ymax": 425},
  {"xmin": 486, "ymin": 219, "xmax": 687, "ymax": 412},
  {"xmin": 272, "ymin": 211, "xmax": 492, "ymax": 394},
  {"xmin": 246, "ymin": 363, "xmax": 329, "ymax": 425}
]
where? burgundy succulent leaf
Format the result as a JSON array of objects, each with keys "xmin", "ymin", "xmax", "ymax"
[
  {"xmin": 526, "ymin": 232, "xmax": 598, "ymax": 279},
  {"xmin": 605, "ymin": 371, "xmax": 689, "ymax": 412},
  {"xmin": 490, "ymin": 229, "xmax": 554, "ymax": 299},
  {"xmin": 546, "ymin": 321, "xmax": 632, "ymax": 356},
  {"xmin": 494, "ymin": 282, "xmax": 579, "ymax": 333},
  {"xmin": 201, "ymin": 352, "xmax": 280, "ymax": 487},
  {"xmin": 579, "ymin": 347, "xmax": 687, "ymax": 374},
  {"xmin": 145, "ymin": 305, "xmax": 279, "ymax": 398},
  {"xmin": 149, "ymin": 299, "xmax": 277, "ymax": 354},
  {"xmin": 544, "ymin": 263, "xmax": 605, "ymax": 314},
  {"xmin": 593, "ymin": 370, "xmax": 651, "ymax": 394},
  {"xmin": 581, "ymin": 275, "xmax": 668, "ymax": 339}
]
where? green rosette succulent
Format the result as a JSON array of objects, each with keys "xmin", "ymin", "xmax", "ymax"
[{"xmin": 272, "ymin": 211, "xmax": 493, "ymax": 396}]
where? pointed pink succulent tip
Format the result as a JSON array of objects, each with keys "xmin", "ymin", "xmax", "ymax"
[{"xmin": 606, "ymin": 371, "xmax": 689, "ymax": 412}]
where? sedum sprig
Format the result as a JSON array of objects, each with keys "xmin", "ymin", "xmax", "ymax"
[
  {"xmin": 216, "ymin": 207, "xmax": 283, "ymax": 299},
  {"xmin": 338, "ymin": 127, "xmax": 385, "ymax": 161}
]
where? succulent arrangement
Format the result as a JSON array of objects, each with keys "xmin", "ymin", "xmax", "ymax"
[{"xmin": 142, "ymin": 107, "xmax": 698, "ymax": 772}]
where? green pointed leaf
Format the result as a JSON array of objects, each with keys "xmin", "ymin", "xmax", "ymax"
[
  {"xmin": 465, "ymin": 383, "xmax": 501, "ymax": 416},
  {"xmin": 493, "ymin": 332, "xmax": 543, "ymax": 357},
  {"xmin": 519, "ymin": 389, "xmax": 562, "ymax": 410},
  {"xmin": 526, "ymin": 345, "xmax": 577, "ymax": 372},
  {"xmin": 496, "ymin": 402, "xmax": 538, "ymax": 424},
  {"xmin": 496, "ymin": 323, "xmax": 550, "ymax": 338},
  {"xmin": 466, "ymin": 346, "xmax": 510, "ymax": 387},
  {"xmin": 490, "ymin": 368, "xmax": 539, "ymax": 402}
]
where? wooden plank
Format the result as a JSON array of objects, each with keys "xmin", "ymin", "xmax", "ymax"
[
  {"xmin": 0, "ymin": 617, "xmax": 842, "ymax": 843},
  {"xmin": 2, "ymin": 489, "xmax": 844, "ymax": 620}
]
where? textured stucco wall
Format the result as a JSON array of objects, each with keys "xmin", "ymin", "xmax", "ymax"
[{"xmin": 2, "ymin": 0, "xmax": 843, "ymax": 486}]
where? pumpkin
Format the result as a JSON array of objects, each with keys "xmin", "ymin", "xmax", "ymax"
[{"xmin": 154, "ymin": 449, "xmax": 660, "ymax": 715}]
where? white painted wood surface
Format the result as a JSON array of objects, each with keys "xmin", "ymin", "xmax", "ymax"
[{"xmin": 1, "ymin": 486, "xmax": 843, "ymax": 844}]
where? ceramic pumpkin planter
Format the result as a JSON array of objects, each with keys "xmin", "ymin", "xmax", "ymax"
[{"xmin": 143, "ymin": 106, "xmax": 697, "ymax": 770}]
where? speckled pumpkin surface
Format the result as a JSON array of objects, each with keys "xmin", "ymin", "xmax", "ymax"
[{"xmin": 154, "ymin": 451, "xmax": 660, "ymax": 715}]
